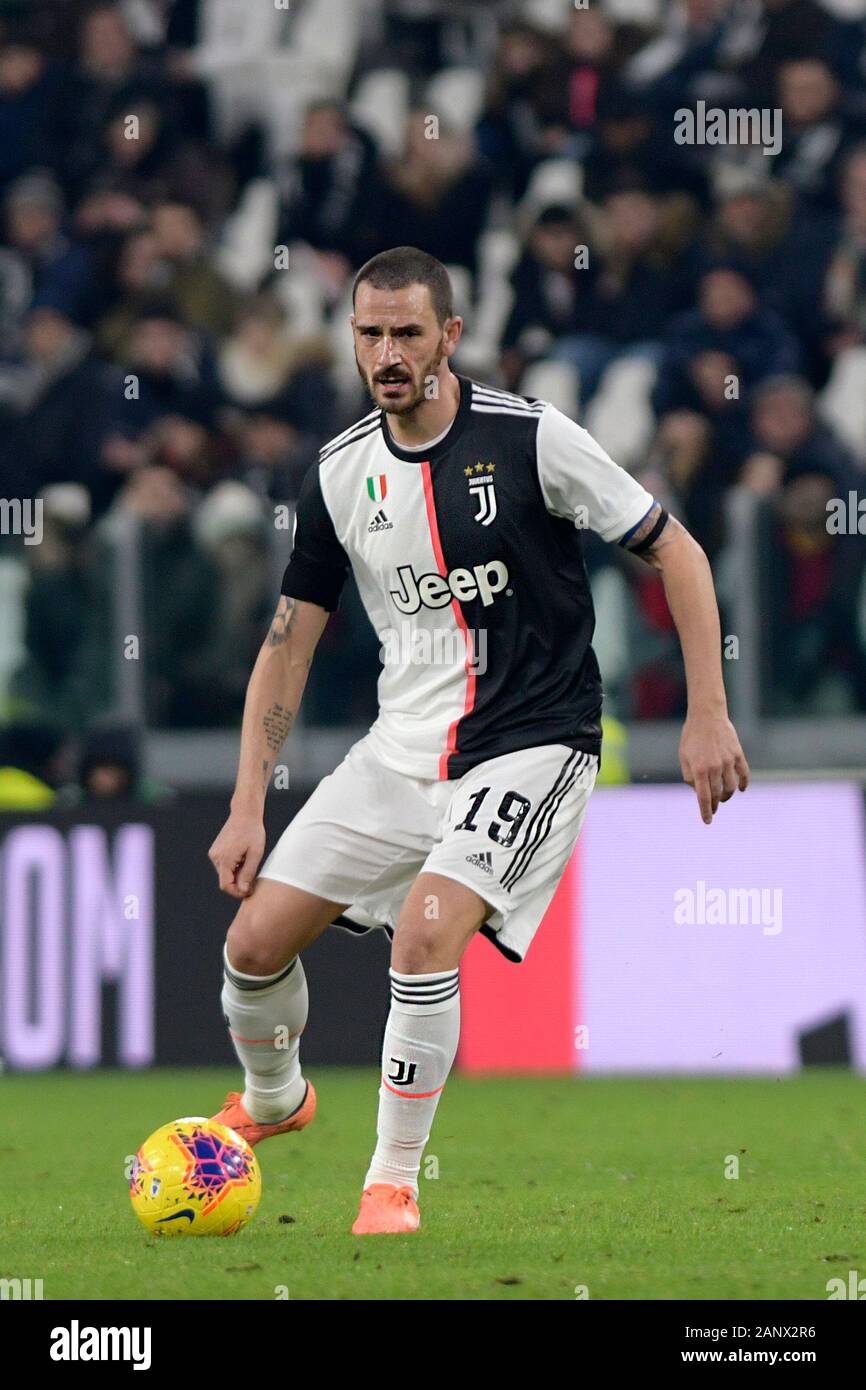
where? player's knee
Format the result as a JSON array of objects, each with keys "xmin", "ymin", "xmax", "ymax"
[
  {"xmin": 225, "ymin": 908, "xmax": 288, "ymax": 978},
  {"xmin": 390, "ymin": 919, "xmax": 450, "ymax": 973}
]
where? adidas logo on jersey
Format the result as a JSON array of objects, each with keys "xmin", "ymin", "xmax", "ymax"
[
  {"xmin": 368, "ymin": 509, "xmax": 393, "ymax": 533},
  {"xmin": 389, "ymin": 560, "xmax": 509, "ymax": 613},
  {"xmin": 465, "ymin": 850, "xmax": 494, "ymax": 875}
]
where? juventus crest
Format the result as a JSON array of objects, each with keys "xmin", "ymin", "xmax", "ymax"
[
  {"xmin": 387, "ymin": 1057, "xmax": 417, "ymax": 1086},
  {"xmin": 466, "ymin": 461, "xmax": 497, "ymax": 525}
]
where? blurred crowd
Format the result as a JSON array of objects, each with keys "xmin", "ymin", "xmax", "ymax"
[{"xmin": 1, "ymin": 0, "xmax": 865, "ymax": 788}]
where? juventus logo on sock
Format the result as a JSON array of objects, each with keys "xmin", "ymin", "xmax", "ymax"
[{"xmin": 386, "ymin": 1058, "xmax": 418, "ymax": 1086}]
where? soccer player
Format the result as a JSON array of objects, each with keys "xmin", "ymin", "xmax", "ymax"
[{"xmin": 207, "ymin": 246, "xmax": 750, "ymax": 1234}]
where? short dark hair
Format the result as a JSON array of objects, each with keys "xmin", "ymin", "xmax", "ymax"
[{"xmin": 352, "ymin": 246, "xmax": 454, "ymax": 325}]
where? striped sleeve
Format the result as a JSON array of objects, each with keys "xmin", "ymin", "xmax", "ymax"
[
  {"xmin": 535, "ymin": 403, "xmax": 656, "ymax": 543},
  {"xmin": 281, "ymin": 464, "xmax": 350, "ymax": 612}
]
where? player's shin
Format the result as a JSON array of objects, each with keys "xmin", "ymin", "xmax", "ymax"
[
  {"xmin": 220, "ymin": 944, "xmax": 309, "ymax": 1123},
  {"xmin": 364, "ymin": 968, "xmax": 461, "ymax": 1197}
]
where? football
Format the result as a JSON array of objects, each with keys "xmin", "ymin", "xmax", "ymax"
[{"xmin": 129, "ymin": 1117, "xmax": 261, "ymax": 1237}]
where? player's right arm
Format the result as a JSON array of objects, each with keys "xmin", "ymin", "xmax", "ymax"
[{"xmin": 208, "ymin": 595, "xmax": 329, "ymax": 897}]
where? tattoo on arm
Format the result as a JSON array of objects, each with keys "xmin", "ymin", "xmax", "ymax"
[
  {"xmin": 267, "ymin": 596, "xmax": 297, "ymax": 646},
  {"xmin": 263, "ymin": 702, "xmax": 293, "ymax": 753},
  {"xmin": 622, "ymin": 502, "xmax": 670, "ymax": 564},
  {"xmin": 261, "ymin": 759, "xmax": 271, "ymax": 793}
]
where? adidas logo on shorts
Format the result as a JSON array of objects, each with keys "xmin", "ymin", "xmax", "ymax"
[
  {"xmin": 465, "ymin": 850, "xmax": 493, "ymax": 875},
  {"xmin": 368, "ymin": 509, "xmax": 393, "ymax": 533}
]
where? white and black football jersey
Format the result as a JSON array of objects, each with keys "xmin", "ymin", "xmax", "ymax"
[{"xmin": 281, "ymin": 376, "xmax": 655, "ymax": 780}]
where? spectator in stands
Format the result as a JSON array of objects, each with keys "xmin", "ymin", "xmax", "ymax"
[
  {"xmin": 647, "ymin": 341, "xmax": 752, "ymax": 556},
  {"xmin": 653, "ymin": 264, "xmax": 800, "ymax": 417},
  {"xmin": 476, "ymin": 21, "xmax": 561, "ymax": 199},
  {"xmin": 0, "ymin": 306, "xmax": 121, "ymax": 500},
  {"xmin": 214, "ymin": 292, "xmax": 334, "ymax": 430},
  {"xmin": 231, "ymin": 409, "xmax": 309, "ymax": 503},
  {"xmin": 0, "ymin": 27, "xmax": 64, "ymax": 195},
  {"xmin": 765, "ymin": 468, "xmax": 866, "ymax": 713},
  {"xmin": 735, "ymin": 0, "xmax": 855, "ymax": 109},
  {"xmin": 118, "ymin": 305, "xmax": 215, "ymax": 432},
  {"xmin": 500, "ymin": 203, "xmax": 601, "ymax": 391},
  {"xmin": 146, "ymin": 414, "xmax": 230, "ymax": 491},
  {"xmin": 738, "ymin": 374, "xmax": 859, "ymax": 495},
  {"xmin": 73, "ymin": 92, "xmax": 232, "ymax": 223},
  {"xmin": 552, "ymin": 180, "xmax": 692, "ymax": 408},
  {"xmin": 377, "ymin": 111, "xmax": 493, "ymax": 277},
  {"xmin": 77, "ymin": 724, "xmax": 170, "ymax": 802},
  {"xmin": 642, "ymin": 408, "xmax": 732, "ymax": 559},
  {"xmin": 560, "ymin": 7, "xmax": 621, "ymax": 137},
  {"xmin": 579, "ymin": 81, "xmax": 709, "ymax": 206},
  {"xmin": 691, "ymin": 168, "xmax": 837, "ymax": 373},
  {"xmin": 95, "ymin": 227, "xmax": 169, "ymax": 361},
  {"xmin": 278, "ymin": 100, "xmax": 382, "ymax": 273},
  {"xmin": 622, "ymin": 0, "xmax": 735, "ymax": 113},
  {"xmin": 770, "ymin": 58, "xmax": 864, "ymax": 214},
  {"xmin": 150, "ymin": 198, "xmax": 239, "ymax": 337},
  {"xmin": 4, "ymin": 169, "xmax": 98, "ymax": 325},
  {"xmin": 63, "ymin": 4, "xmax": 210, "ymax": 202}
]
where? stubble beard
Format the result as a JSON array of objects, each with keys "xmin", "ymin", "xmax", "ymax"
[{"xmin": 358, "ymin": 339, "xmax": 445, "ymax": 417}]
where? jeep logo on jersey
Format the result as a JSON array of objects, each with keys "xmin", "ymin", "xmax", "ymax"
[{"xmin": 389, "ymin": 561, "xmax": 509, "ymax": 613}]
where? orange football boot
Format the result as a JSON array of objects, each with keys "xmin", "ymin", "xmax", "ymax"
[
  {"xmin": 210, "ymin": 1080, "xmax": 316, "ymax": 1147},
  {"xmin": 351, "ymin": 1183, "xmax": 420, "ymax": 1234}
]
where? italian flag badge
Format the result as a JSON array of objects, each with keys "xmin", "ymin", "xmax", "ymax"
[{"xmin": 366, "ymin": 475, "xmax": 388, "ymax": 503}]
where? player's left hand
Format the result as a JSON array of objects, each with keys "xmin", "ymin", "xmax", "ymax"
[{"xmin": 679, "ymin": 713, "xmax": 750, "ymax": 825}]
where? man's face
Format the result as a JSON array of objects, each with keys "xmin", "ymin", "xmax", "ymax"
[
  {"xmin": 352, "ymin": 282, "xmax": 460, "ymax": 415},
  {"xmin": 130, "ymin": 318, "xmax": 186, "ymax": 373},
  {"xmin": 532, "ymin": 221, "xmax": 576, "ymax": 271},
  {"xmin": 754, "ymin": 390, "xmax": 812, "ymax": 454},
  {"xmin": 718, "ymin": 192, "xmax": 768, "ymax": 245},
  {"xmin": 779, "ymin": 61, "xmax": 837, "ymax": 126},
  {"xmin": 302, "ymin": 106, "xmax": 345, "ymax": 159},
  {"xmin": 700, "ymin": 269, "xmax": 755, "ymax": 329}
]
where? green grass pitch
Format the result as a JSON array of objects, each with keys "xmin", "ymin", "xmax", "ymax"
[{"xmin": 1, "ymin": 1068, "xmax": 863, "ymax": 1301}]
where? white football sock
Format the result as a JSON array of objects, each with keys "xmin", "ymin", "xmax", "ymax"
[
  {"xmin": 221, "ymin": 945, "xmax": 309, "ymax": 1123},
  {"xmin": 364, "ymin": 967, "xmax": 460, "ymax": 1198}
]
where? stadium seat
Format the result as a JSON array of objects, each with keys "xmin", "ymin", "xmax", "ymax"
[
  {"xmin": 819, "ymin": 346, "xmax": 866, "ymax": 467},
  {"xmin": 522, "ymin": 360, "xmax": 579, "ymax": 419},
  {"xmin": 457, "ymin": 228, "xmax": 519, "ymax": 375},
  {"xmin": 584, "ymin": 354, "xmax": 658, "ymax": 471},
  {"xmin": 216, "ymin": 179, "xmax": 281, "ymax": 292},
  {"xmin": 289, "ymin": 0, "xmax": 363, "ymax": 75},
  {"xmin": 0, "ymin": 555, "xmax": 27, "ymax": 710},
  {"xmin": 349, "ymin": 69, "xmax": 411, "ymax": 158},
  {"xmin": 519, "ymin": 158, "xmax": 584, "ymax": 218},
  {"xmin": 518, "ymin": 0, "xmax": 574, "ymax": 33},
  {"xmin": 424, "ymin": 67, "xmax": 486, "ymax": 134},
  {"xmin": 270, "ymin": 244, "xmax": 328, "ymax": 338}
]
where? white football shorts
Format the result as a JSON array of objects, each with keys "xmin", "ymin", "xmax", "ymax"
[{"xmin": 258, "ymin": 734, "xmax": 598, "ymax": 962}]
